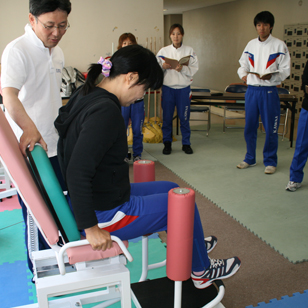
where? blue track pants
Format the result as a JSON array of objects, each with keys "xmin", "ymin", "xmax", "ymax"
[
  {"xmin": 93, "ymin": 181, "xmax": 210, "ymax": 272},
  {"xmin": 244, "ymin": 86, "xmax": 280, "ymax": 166},
  {"xmin": 121, "ymin": 100, "xmax": 145, "ymax": 157},
  {"xmin": 290, "ymin": 108, "xmax": 308, "ymax": 183},
  {"xmin": 161, "ymin": 85, "xmax": 191, "ymax": 145}
]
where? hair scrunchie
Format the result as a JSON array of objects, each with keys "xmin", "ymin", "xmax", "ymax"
[{"xmin": 98, "ymin": 57, "xmax": 112, "ymax": 77}]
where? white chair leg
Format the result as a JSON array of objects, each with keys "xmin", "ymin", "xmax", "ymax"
[
  {"xmin": 139, "ymin": 235, "xmax": 149, "ymax": 282},
  {"xmin": 282, "ymin": 108, "xmax": 289, "ymax": 141},
  {"xmin": 131, "ymin": 289, "xmax": 142, "ymax": 308},
  {"xmin": 120, "ymin": 271, "xmax": 132, "ymax": 308},
  {"xmin": 139, "ymin": 234, "xmax": 166, "ymax": 282},
  {"xmin": 202, "ymin": 283, "xmax": 225, "ymax": 308},
  {"xmin": 207, "ymin": 107, "xmax": 211, "ymax": 136},
  {"xmin": 223, "ymin": 107, "xmax": 226, "ymax": 132}
]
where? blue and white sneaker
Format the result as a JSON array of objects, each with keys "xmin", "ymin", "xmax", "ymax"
[
  {"xmin": 191, "ymin": 257, "xmax": 241, "ymax": 289},
  {"xmin": 204, "ymin": 236, "xmax": 217, "ymax": 253}
]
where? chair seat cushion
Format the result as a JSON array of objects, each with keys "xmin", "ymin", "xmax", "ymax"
[{"xmin": 191, "ymin": 106, "xmax": 210, "ymax": 112}]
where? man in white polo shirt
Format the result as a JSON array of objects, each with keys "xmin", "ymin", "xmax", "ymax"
[{"xmin": 1, "ymin": 0, "xmax": 71, "ymax": 274}]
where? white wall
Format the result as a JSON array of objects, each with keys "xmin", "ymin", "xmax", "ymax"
[
  {"xmin": 0, "ymin": 0, "xmax": 164, "ymax": 72},
  {"xmin": 183, "ymin": 0, "xmax": 308, "ymax": 91},
  {"xmin": 164, "ymin": 14, "xmax": 182, "ymax": 46}
]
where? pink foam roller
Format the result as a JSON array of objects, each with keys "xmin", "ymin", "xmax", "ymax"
[
  {"xmin": 133, "ymin": 160, "xmax": 155, "ymax": 183},
  {"xmin": 167, "ymin": 188, "xmax": 195, "ymax": 281}
]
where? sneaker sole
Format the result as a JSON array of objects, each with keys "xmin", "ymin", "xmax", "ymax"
[
  {"xmin": 286, "ymin": 187, "xmax": 297, "ymax": 192},
  {"xmin": 264, "ymin": 169, "xmax": 276, "ymax": 174},
  {"xmin": 192, "ymin": 262, "xmax": 241, "ymax": 289},
  {"xmin": 286, "ymin": 184, "xmax": 301, "ymax": 192},
  {"xmin": 237, "ymin": 163, "xmax": 256, "ymax": 169}
]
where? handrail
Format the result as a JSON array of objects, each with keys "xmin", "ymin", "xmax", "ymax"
[{"xmin": 57, "ymin": 235, "xmax": 133, "ymax": 275}]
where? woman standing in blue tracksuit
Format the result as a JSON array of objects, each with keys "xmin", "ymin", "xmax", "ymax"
[{"xmin": 156, "ymin": 24, "xmax": 198, "ymax": 155}]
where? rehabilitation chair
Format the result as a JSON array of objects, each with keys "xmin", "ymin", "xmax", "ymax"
[
  {"xmin": 259, "ymin": 87, "xmax": 290, "ymax": 141},
  {"xmin": 0, "ymin": 108, "xmax": 138, "ymax": 308},
  {"xmin": 223, "ymin": 83, "xmax": 247, "ymax": 132},
  {"xmin": 0, "ymin": 108, "xmax": 226, "ymax": 308}
]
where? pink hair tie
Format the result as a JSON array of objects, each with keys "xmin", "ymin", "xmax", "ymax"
[{"xmin": 98, "ymin": 57, "xmax": 112, "ymax": 77}]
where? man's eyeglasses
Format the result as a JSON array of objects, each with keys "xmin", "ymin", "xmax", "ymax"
[{"xmin": 36, "ymin": 18, "xmax": 70, "ymax": 32}]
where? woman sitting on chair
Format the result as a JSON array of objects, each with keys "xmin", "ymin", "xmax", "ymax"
[{"xmin": 54, "ymin": 44, "xmax": 241, "ymax": 289}]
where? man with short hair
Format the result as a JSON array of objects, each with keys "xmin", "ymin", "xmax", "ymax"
[
  {"xmin": 1, "ymin": 0, "xmax": 72, "ymax": 273},
  {"xmin": 237, "ymin": 11, "xmax": 290, "ymax": 174}
]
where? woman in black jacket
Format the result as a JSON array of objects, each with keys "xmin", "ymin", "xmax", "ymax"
[{"xmin": 55, "ymin": 45, "xmax": 241, "ymax": 289}]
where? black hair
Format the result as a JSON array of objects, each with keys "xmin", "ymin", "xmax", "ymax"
[
  {"xmin": 29, "ymin": 0, "xmax": 71, "ymax": 17},
  {"xmin": 169, "ymin": 24, "xmax": 184, "ymax": 36},
  {"xmin": 81, "ymin": 45, "xmax": 164, "ymax": 96},
  {"xmin": 254, "ymin": 11, "xmax": 275, "ymax": 32}
]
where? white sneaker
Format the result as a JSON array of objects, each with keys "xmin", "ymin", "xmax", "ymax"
[
  {"xmin": 286, "ymin": 181, "xmax": 301, "ymax": 192},
  {"xmin": 264, "ymin": 166, "xmax": 276, "ymax": 174},
  {"xmin": 133, "ymin": 156, "xmax": 142, "ymax": 162},
  {"xmin": 237, "ymin": 161, "xmax": 256, "ymax": 169}
]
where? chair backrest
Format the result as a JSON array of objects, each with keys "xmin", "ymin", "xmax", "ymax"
[
  {"xmin": 0, "ymin": 109, "xmax": 59, "ymax": 246},
  {"xmin": 191, "ymin": 88, "xmax": 210, "ymax": 92},
  {"xmin": 26, "ymin": 145, "xmax": 80, "ymax": 243},
  {"xmin": 225, "ymin": 83, "xmax": 248, "ymax": 93},
  {"xmin": 277, "ymin": 87, "xmax": 289, "ymax": 95}
]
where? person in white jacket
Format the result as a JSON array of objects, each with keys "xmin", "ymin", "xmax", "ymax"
[
  {"xmin": 157, "ymin": 24, "xmax": 198, "ymax": 155},
  {"xmin": 237, "ymin": 11, "xmax": 290, "ymax": 174}
]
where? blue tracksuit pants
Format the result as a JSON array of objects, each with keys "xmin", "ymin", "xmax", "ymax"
[
  {"xmin": 92, "ymin": 181, "xmax": 210, "ymax": 272},
  {"xmin": 244, "ymin": 86, "xmax": 281, "ymax": 167},
  {"xmin": 161, "ymin": 85, "xmax": 191, "ymax": 145},
  {"xmin": 290, "ymin": 108, "xmax": 308, "ymax": 183},
  {"xmin": 121, "ymin": 100, "xmax": 145, "ymax": 157}
]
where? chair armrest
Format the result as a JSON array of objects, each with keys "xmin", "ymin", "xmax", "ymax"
[{"xmin": 57, "ymin": 235, "xmax": 133, "ymax": 275}]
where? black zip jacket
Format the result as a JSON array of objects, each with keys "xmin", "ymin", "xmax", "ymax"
[{"xmin": 54, "ymin": 87, "xmax": 130, "ymax": 230}]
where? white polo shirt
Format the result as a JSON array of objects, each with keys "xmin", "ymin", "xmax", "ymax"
[{"xmin": 1, "ymin": 24, "xmax": 64, "ymax": 157}]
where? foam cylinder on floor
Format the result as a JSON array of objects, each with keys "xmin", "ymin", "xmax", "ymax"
[
  {"xmin": 133, "ymin": 160, "xmax": 155, "ymax": 183},
  {"xmin": 166, "ymin": 188, "xmax": 195, "ymax": 281}
]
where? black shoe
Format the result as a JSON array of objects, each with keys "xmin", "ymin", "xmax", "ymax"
[
  {"xmin": 163, "ymin": 142, "xmax": 172, "ymax": 155},
  {"xmin": 182, "ymin": 145, "xmax": 193, "ymax": 154}
]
